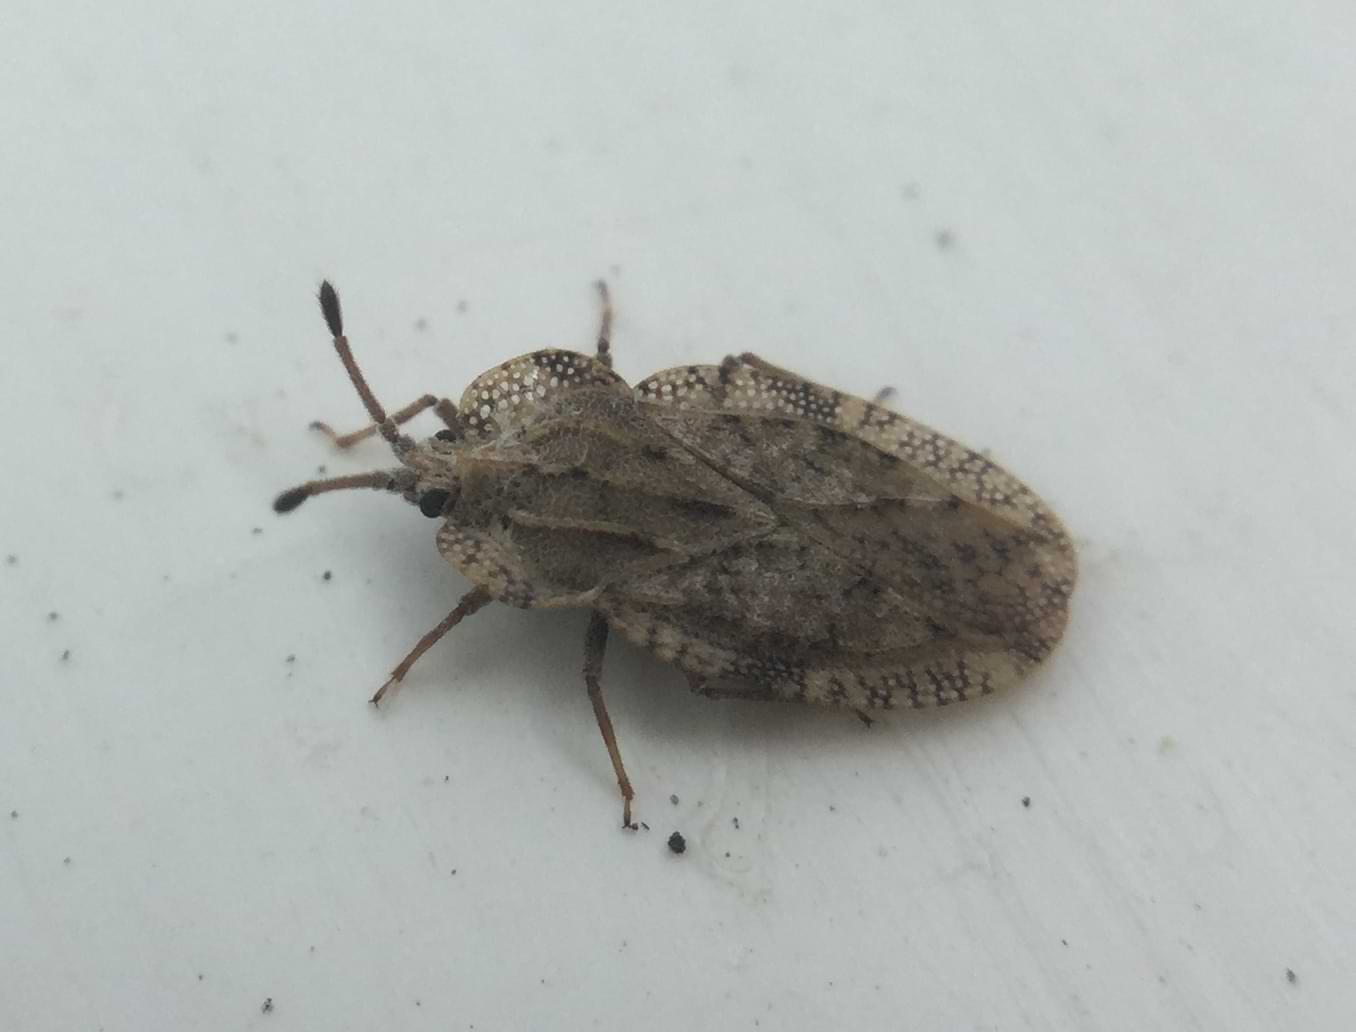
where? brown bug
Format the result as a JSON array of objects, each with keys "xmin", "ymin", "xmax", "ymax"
[{"xmin": 274, "ymin": 281, "xmax": 1076, "ymax": 828}]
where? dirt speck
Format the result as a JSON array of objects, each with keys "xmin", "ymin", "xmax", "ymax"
[
  {"xmin": 669, "ymin": 794, "xmax": 679, "ymax": 806},
  {"xmin": 261, "ymin": 997, "xmax": 274, "ymax": 1014},
  {"xmin": 1286, "ymin": 968, "xmax": 1297, "ymax": 985},
  {"xmin": 667, "ymin": 832, "xmax": 686, "ymax": 855},
  {"xmin": 1021, "ymin": 796, "xmax": 1031, "ymax": 808}
]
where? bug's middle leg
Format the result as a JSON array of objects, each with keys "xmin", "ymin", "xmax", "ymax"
[
  {"xmin": 370, "ymin": 586, "xmax": 492, "ymax": 705},
  {"xmin": 312, "ymin": 395, "xmax": 460, "ymax": 449},
  {"xmin": 582, "ymin": 610, "xmax": 635, "ymax": 829}
]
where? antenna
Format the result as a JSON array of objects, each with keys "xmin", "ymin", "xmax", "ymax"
[{"xmin": 317, "ymin": 281, "xmax": 410, "ymax": 454}]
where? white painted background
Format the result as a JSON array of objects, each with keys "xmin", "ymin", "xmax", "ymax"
[{"xmin": 2, "ymin": 4, "xmax": 1352, "ymax": 1029}]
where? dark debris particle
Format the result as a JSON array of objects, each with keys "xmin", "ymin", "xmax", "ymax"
[
  {"xmin": 47, "ymin": 611, "xmax": 59, "ymax": 621},
  {"xmin": 732, "ymin": 817, "xmax": 740, "ymax": 830},
  {"xmin": 63, "ymin": 856, "xmax": 71, "ymax": 865},
  {"xmin": 9, "ymin": 810, "xmax": 17, "ymax": 819},
  {"xmin": 1286, "ymin": 968, "xmax": 1297, "ymax": 984},
  {"xmin": 60, "ymin": 650, "xmax": 71, "ymax": 662},
  {"xmin": 322, "ymin": 570, "xmax": 332, "ymax": 581},
  {"xmin": 639, "ymin": 821, "xmax": 650, "ymax": 831},
  {"xmin": 1021, "ymin": 796, "xmax": 1031, "ymax": 808},
  {"xmin": 316, "ymin": 465, "xmax": 327, "ymax": 476},
  {"xmin": 667, "ymin": 832, "xmax": 686, "ymax": 855},
  {"xmin": 934, "ymin": 228, "xmax": 955, "ymax": 250},
  {"xmin": 261, "ymin": 997, "xmax": 274, "ymax": 1014},
  {"xmin": 285, "ymin": 654, "xmax": 296, "ymax": 664},
  {"xmin": 251, "ymin": 527, "xmax": 263, "ymax": 535},
  {"xmin": 670, "ymin": 794, "xmax": 679, "ymax": 806},
  {"xmin": 5, "ymin": 555, "xmax": 16, "ymax": 565},
  {"xmin": 455, "ymin": 299, "xmax": 469, "ymax": 314}
]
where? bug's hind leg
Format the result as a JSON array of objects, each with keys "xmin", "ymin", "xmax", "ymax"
[
  {"xmin": 370, "ymin": 587, "xmax": 492, "ymax": 705},
  {"xmin": 592, "ymin": 280, "xmax": 614, "ymax": 369},
  {"xmin": 312, "ymin": 395, "xmax": 460, "ymax": 449},
  {"xmin": 582, "ymin": 611, "xmax": 635, "ymax": 829}
]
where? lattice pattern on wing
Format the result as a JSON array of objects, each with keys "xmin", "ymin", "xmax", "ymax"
[{"xmin": 458, "ymin": 350, "xmax": 630, "ymax": 439}]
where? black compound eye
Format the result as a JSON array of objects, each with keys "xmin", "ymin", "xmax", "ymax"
[
  {"xmin": 418, "ymin": 489, "xmax": 451, "ymax": 518},
  {"xmin": 435, "ymin": 429, "xmax": 458, "ymax": 442}
]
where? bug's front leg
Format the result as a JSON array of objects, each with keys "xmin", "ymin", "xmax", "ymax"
[
  {"xmin": 312, "ymin": 395, "xmax": 460, "ymax": 449},
  {"xmin": 370, "ymin": 587, "xmax": 493, "ymax": 705},
  {"xmin": 592, "ymin": 280, "xmax": 614, "ymax": 369},
  {"xmin": 582, "ymin": 611, "xmax": 635, "ymax": 829}
]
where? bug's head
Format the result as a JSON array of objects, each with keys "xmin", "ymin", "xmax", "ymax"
[{"xmin": 271, "ymin": 281, "xmax": 469, "ymax": 522}]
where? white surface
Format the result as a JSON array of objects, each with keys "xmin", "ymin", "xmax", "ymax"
[{"xmin": 3, "ymin": 4, "xmax": 1353, "ymax": 1030}]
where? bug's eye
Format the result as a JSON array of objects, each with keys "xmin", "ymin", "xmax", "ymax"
[
  {"xmin": 435, "ymin": 429, "xmax": 458, "ymax": 442},
  {"xmin": 418, "ymin": 489, "xmax": 451, "ymax": 518}
]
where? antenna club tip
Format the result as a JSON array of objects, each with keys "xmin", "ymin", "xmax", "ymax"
[
  {"xmin": 273, "ymin": 486, "xmax": 310, "ymax": 513},
  {"xmin": 317, "ymin": 280, "xmax": 343, "ymax": 337}
]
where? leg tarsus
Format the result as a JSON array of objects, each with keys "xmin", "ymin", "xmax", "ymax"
[
  {"xmin": 871, "ymin": 386, "xmax": 897, "ymax": 407},
  {"xmin": 583, "ymin": 611, "xmax": 635, "ymax": 827},
  {"xmin": 593, "ymin": 280, "xmax": 614, "ymax": 370},
  {"xmin": 370, "ymin": 587, "xmax": 493, "ymax": 705}
]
